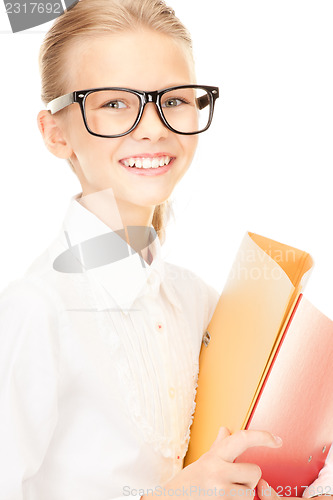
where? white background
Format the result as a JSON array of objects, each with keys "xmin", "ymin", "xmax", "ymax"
[{"xmin": 0, "ymin": 0, "xmax": 332, "ymax": 318}]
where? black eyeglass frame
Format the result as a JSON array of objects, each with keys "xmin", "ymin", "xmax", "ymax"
[{"xmin": 46, "ymin": 84, "xmax": 219, "ymax": 138}]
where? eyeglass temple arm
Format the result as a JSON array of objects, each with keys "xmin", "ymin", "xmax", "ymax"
[
  {"xmin": 196, "ymin": 94, "xmax": 210, "ymax": 110},
  {"xmin": 46, "ymin": 92, "xmax": 75, "ymax": 114}
]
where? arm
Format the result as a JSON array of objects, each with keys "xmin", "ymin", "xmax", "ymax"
[{"xmin": 0, "ymin": 279, "xmax": 59, "ymax": 500}]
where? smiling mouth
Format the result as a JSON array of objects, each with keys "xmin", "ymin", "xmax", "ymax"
[{"xmin": 120, "ymin": 155, "xmax": 173, "ymax": 169}]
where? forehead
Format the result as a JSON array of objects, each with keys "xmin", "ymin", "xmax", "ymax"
[{"xmin": 64, "ymin": 29, "xmax": 194, "ymax": 91}]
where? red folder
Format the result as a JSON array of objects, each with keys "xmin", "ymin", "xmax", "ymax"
[{"xmin": 237, "ymin": 294, "xmax": 333, "ymax": 496}]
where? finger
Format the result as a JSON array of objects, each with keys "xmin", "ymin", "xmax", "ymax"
[
  {"xmin": 257, "ymin": 479, "xmax": 279, "ymax": 499},
  {"xmin": 227, "ymin": 462, "xmax": 262, "ymax": 490},
  {"xmin": 214, "ymin": 429, "xmax": 283, "ymax": 462},
  {"xmin": 209, "ymin": 426, "xmax": 231, "ymax": 451},
  {"xmin": 209, "ymin": 426, "xmax": 231, "ymax": 456},
  {"xmin": 217, "ymin": 426, "xmax": 232, "ymax": 440}
]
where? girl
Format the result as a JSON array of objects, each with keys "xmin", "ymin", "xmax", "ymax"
[{"xmin": 0, "ymin": 1, "xmax": 331, "ymax": 499}]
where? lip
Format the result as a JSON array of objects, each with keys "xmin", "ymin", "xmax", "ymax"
[{"xmin": 119, "ymin": 153, "xmax": 176, "ymax": 176}]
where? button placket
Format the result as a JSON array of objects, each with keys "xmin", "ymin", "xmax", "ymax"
[
  {"xmin": 145, "ymin": 266, "xmax": 164, "ymax": 298},
  {"xmin": 164, "ymin": 331, "xmax": 179, "ymax": 453},
  {"xmin": 146, "ymin": 300, "xmax": 179, "ymax": 459},
  {"xmin": 168, "ymin": 387, "xmax": 175, "ymax": 398},
  {"xmin": 147, "ymin": 273, "xmax": 156, "ymax": 286},
  {"xmin": 155, "ymin": 321, "xmax": 164, "ymax": 333},
  {"xmin": 147, "ymin": 271, "xmax": 160, "ymax": 292}
]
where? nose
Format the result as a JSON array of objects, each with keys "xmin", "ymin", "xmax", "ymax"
[{"xmin": 131, "ymin": 102, "xmax": 169, "ymax": 142}]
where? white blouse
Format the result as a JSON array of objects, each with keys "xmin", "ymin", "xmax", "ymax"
[
  {"xmin": 0, "ymin": 193, "xmax": 220, "ymax": 500},
  {"xmin": 0, "ymin": 193, "xmax": 331, "ymax": 500}
]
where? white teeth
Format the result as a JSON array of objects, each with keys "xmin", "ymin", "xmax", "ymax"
[
  {"xmin": 123, "ymin": 156, "xmax": 173, "ymax": 169},
  {"xmin": 142, "ymin": 158, "xmax": 151, "ymax": 169}
]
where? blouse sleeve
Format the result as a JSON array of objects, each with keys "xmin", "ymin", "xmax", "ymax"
[
  {"xmin": 302, "ymin": 443, "xmax": 333, "ymax": 498},
  {"xmin": 0, "ymin": 279, "xmax": 60, "ymax": 500}
]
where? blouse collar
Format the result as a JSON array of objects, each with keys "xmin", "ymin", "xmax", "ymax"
[{"xmin": 54, "ymin": 192, "xmax": 181, "ymax": 315}]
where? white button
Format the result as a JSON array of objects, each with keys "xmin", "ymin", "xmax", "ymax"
[
  {"xmin": 169, "ymin": 387, "xmax": 175, "ymax": 398},
  {"xmin": 147, "ymin": 273, "xmax": 156, "ymax": 285},
  {"xmin": 163, "ymin": 447, "xmax": 172, "ymax": 458},
  {"xmin": 155, "ymin": 321, "xmax": 164, "ymax": 332}
]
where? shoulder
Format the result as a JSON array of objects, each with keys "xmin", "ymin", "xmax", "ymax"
[
  {"xmin": 164, "ymin": 260, "xmax": 219, "ymax": 298},
  {"xmin": 0, "ymin": 275, "xmax": 60, "ymax": 316},
  {"xmin": 0, "ymin": 275, "xmax": 61, "ymax": 355},
  {"xmin": 0, "ymin": 229, "xmax": 67, "ymax": 322},
  {"xmin": 164, "ymin": 260, "xmax": 220, "ymax": 324}
]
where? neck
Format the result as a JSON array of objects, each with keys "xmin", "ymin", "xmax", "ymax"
[{"xmin": 78, "ymin": 188, "xmax": 155, "ymax": 264}]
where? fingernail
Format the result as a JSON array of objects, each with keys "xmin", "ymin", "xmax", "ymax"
[{"xmin": 273, "ymin": 435, "xmax": 283, "ymax": 446}]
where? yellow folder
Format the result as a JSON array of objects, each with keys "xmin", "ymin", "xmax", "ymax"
[{"xmin": 184, "ymin": 231, "xmax": 315, "ymax": 466}]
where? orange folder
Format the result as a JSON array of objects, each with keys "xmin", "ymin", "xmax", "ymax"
[{"xmin": 184, "ymin": 232, "xmax": 333, "ymax": 496}]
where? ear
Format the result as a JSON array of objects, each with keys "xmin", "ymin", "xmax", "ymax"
[{"xmin": 37, "ymin": 110, "xmax": 73, "ymax": 159}]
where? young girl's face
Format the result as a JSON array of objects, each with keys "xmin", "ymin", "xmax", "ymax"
[{"xmin": 53, "ymin": 29, "xmax": 198, "ymax": 216}]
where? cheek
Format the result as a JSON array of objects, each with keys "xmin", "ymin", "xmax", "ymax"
[
  {"xmin": 68, "ymin": 115, "xmax": 122, "ymax": 162},
  {"xmin": 79, "ymin": 140, "xmax": 121, "ymax": 170},
  {"xmin": 181, "ymin": 135, "xmax": 198, "ymax": 159}
]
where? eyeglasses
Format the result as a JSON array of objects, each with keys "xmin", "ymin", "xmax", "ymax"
[{"xmin": 46, "ymin": 85, "xmax": 219, "ymax": 138}]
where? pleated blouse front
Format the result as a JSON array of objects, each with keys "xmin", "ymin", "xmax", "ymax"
[{"xmin": 0, "ymin": 193, "xmax": 220, "ymax": 500}]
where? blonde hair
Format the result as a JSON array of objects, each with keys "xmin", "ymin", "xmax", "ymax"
[{"xmin": 38, "ymin": 0, "xmax": 195, "ymax": 244}]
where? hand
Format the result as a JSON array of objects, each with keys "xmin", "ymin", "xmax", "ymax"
[
  {"xmin": 142, "ymin": 426, "xmax": 283, "ymax": 500},
  {"xmin": 257, "ymin": 479, "xmax": 333, "ymax": 500}
]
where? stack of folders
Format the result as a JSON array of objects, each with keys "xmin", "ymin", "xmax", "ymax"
[{"xmin": 184, "ymin": 232, "xmax": 333, "ymax": 497}]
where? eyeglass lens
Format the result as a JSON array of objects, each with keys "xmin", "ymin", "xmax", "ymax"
[{"xmin": 83, "ymin": 87, "xmax": 212, "ymax": 136}]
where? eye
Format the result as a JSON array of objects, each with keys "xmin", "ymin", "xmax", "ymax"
[
  {"xmin": 162, "ymin": 98, "xmax": 187, "ymax": 108},
  {"xmin": 102, "ymin": 100, "xmax": 127, "ymax": 109}
]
